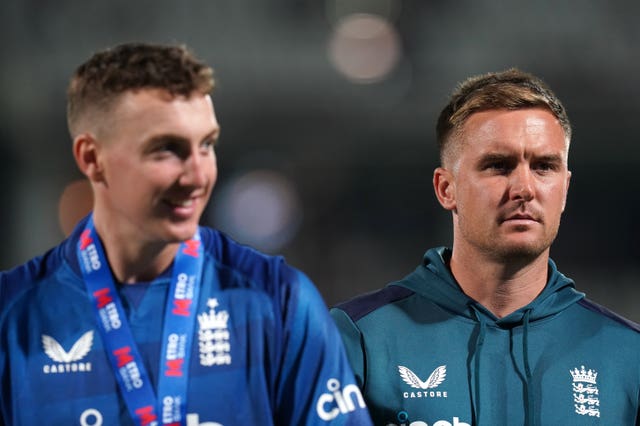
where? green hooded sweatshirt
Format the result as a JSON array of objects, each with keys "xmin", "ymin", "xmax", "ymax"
[{"xmin": 331, "ymin": 247, "xmax": 640, "ymax": 425}]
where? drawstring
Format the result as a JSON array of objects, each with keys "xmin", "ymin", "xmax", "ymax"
[
  {"xmin": 469, "ymin": 305, "xmax": 487, "ymax": 426},
  {"xmin": 522, "ymin": 309, "xmax": 534, "ymax": 426},
  {"xmin": 470, "ymin": 306, "xmax": 536, "ymax": 426}
]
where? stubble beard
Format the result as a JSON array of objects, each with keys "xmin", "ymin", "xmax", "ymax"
[
  {"xmin": 486, "ymin": 239, "xmax": 552, "ymax": 265},
  {"xmin": 458, "ymin": 217, "xmax": 560, "ymax": 266}
]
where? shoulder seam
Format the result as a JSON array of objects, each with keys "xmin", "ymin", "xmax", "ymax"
[
  {"xmin": 577, "ymin": 298, "xmax": 640, "ymax": 333},
  {"xmin": 333, "ymin": 285, "xmax": 415, "ymax": 322}
]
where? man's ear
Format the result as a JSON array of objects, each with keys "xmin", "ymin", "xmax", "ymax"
[
  {"xmin": 433, "ymin": 167, "xmax": 456, "ymax": 211},
  {"xmin": 561, "ymin": 170, "xmax": 572, "ymax": 212},
  {"xmin": 73, "ymin": 133, "xmax": 104, "ymax": 183}
]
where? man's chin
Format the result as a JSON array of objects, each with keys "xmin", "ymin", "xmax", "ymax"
[
  {"xmin": 162, "ymin": 221, "xmax": 200, "ymax": 243},
  {"xmin": 489, "ymin": 240, "xmax": 551, "ymax": 262}
]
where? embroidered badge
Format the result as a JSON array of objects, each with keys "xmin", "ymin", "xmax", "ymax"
[
  {"xmin": 197, "ymin": 298, "xmax": 232, "ymax": 366},
  {"xmin": 571, "ymin": 365, "xmax": 600, "ymax": 417}
]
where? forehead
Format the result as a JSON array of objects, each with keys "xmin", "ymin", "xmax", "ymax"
[
  {"xmin": 457, "ymin": 108, "xmax": 568, "ymax": 158},
  {"xmin": 107, "ymin": 88, "xmax": 219, "ymax": 140}
]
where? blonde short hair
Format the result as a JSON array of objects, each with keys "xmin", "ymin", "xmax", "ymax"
[
  {"xmin": 436, "ymin": 68, "xmax": 571, "ymax": 166},
  {"xmin": 67, "ymin": 42, "xmax": 214, "ymax": 137}
]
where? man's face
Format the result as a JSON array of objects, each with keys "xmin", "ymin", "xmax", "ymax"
[
  {"xmin": 438, "ymin": 108, "xmax": 571, "ymax": 261},
  {"xmin": 93, "ymin": 89, "xmax": 220, "ymax": 243}
]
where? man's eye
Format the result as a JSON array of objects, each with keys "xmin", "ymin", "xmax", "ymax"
[
  {"xmin": 202, "ymin": 139, "xmax": 215, "ymax": 149},
  {"xmin": 485, "ymin": 162, "xmax": 508, "ymax": 171},
  {"xmin": 534, "ymin": 162, "xmax": 556, "ymax": 172},
  {"xmin": 157, "ymin": 142, "xmax": 179, "ymax": 153},
  {"xmin": 199, "ymin": 139, "xmax": 216, "ymax": 154}
]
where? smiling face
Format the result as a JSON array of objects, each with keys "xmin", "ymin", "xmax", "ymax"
[
  {"xmin": 434, "ymin": 107, "xmax": 571, "ymax": 261},
  {"xmin": 86, "ymin": 88, "xmax": 220, "ymax": 244}
]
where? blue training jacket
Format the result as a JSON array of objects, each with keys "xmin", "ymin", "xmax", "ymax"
[
  {"xmin": 331, "ymin": 247, "xmax": 640, "ymax": 426},
  {"xmin": 0, "ymin": 217, "xmax": 372, "ymax": 426}
]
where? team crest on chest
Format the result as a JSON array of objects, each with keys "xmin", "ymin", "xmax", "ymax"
[
  {"xmin": 571, "ymin": 365, "xmax": 600, "ymax": 418},
  {"xmin": 197, "ymin": 298, "xmax": 232, "ymax": 366}
]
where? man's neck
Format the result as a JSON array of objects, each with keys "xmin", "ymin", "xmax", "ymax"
[
  {"xmin": 449, "ymin": 245, "xmax": 550, "ymax": 318},
  {"xmin": 93, "ymin": 214, "xmax": 180, "ymax": 284}
]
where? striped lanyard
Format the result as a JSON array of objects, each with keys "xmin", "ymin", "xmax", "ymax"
[{"xmin": 77, "ymin": 215, "xmax": 203, "ymax": 425}]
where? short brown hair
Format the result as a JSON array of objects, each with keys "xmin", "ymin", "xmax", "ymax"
[
  {"xmin": 67, "ymin": 42, "xmax": 214, "ymax": 137},
  {"xmin": 436, "ymin": 68, "xmax": 571, "ymax": 166}
]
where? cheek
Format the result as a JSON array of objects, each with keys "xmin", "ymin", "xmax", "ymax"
[
  {"xmin": 457, "ymin": 180, "xmax": 498, "ymax": 208},
  {"xmin": 209, "ymin": 155, "xmax": 218, "ymax": 175},
  {"xmin": 102, "ymin": 154, "xmax": 129, "ymax": 181},
  {"xmin": 540, "ymin": 180, "xmax": 568, "ymax": 208},
  {"xmin": 204, "ymin": 160, "xmax": 218, "ymax": 187}
]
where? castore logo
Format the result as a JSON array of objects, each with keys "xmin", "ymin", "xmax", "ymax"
[{"xmin": 42, "ymin": 330, "xmax": 94, "ymax": 374}]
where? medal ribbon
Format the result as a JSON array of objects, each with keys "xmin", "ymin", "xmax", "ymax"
[{"xmin": 77, "ymin": 215, "xmax": 203, "ymax": 426}]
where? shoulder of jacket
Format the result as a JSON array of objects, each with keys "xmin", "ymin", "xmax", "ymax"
[
  {"xmin": 199, "ymin": 226, "xmax": 303, "ymax": 295},
  {"xmin": 1, "ymin": 247, "xmax": 62, "ymax": 318},
  {"xmin": 332, "ymin": 284, "xmax": 415, "ymax": 323},
  {"xmin": 577, "ymin": 298, "xmax": 640, "ymax": 334}
]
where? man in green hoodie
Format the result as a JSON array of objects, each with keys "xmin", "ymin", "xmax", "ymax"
[{"xmin": 330, "ymin": 68, "xmax": 640, "ymax": 425}]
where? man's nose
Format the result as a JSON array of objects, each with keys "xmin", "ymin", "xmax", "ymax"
[
  {"xmin": 180, "ymin": 152, "xmax": 208, "ymax": 187},
  {"xmin": 510, "ymin": 165, "xmax": 534, "ymax": 201}
]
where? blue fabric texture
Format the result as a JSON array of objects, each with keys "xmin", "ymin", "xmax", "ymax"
[{"xmin": 1, "ymin": 217, "xmax": 372, "ymax": 426}]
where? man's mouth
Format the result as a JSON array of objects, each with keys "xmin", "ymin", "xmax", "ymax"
[
  {"xmin": 167, "ymin": 199, "xmax": 194, "ymax": 208},
  {"xmin": 500, "ymin": 208, "xmax": 542, "ymax": 224},
  {"xmin": 505, "ymin": 213, "xmax": 536, "ymax": 221}
]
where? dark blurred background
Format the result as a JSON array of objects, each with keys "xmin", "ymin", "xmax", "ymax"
[{"xmin": 2, "ymin": 1, "xmax": 639, "ymax": 321}]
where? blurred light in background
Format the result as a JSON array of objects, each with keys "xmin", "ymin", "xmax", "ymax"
[
  {"xmin": 327, "ymin": 13, "xmax": 402, "ymax": 84},
  {"xmin": 4, "ymin": 0, "xmax": 640, "ymax": 321},
  {"xmin": 211, "ymin": 169, "xmax": 302, "ymax": 252},
  {"xmin": 58, "ymin": 179, "xmax": 93, "ymax": 237},
  {"xmin": 325, "ymin": 0, "xmax": 402, "ymax": 24}
]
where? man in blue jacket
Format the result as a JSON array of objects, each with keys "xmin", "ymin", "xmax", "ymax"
[
  {"xmin": 0, "ymin": 42, "xmax": 372, "ymax": 426},
  {"xmin": 331, "ymin": 69, "xmax": 640, "ymax": 425}
]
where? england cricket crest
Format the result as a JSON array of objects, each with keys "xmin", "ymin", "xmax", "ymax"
[
  {"xmin": 198, "ymin": 298, "xmax": 232, "ymax": 367},
  {"xmin": 570, "ymin": 365, "xmax": 600, "ymax": 418}
]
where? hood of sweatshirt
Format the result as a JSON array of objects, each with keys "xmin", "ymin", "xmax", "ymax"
[{"xmin": 394, "ymin": 246, "xmax": 584, "ymax": 326}]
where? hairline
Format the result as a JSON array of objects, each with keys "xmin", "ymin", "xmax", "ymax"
[
  {"xmin": 71, "ymin": 88, "xmax": 213, "ymax": 140},
  {"xmin": 442, "ymin": 105, "xmax": 572, "ymax": 172},
  {"xmin": 66, "ymin": 43, "xmax": 214, "ymax": 139}
]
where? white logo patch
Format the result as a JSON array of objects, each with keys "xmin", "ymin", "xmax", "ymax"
[
  {"xmin": 399, "ymin": 365, "xmax": 446, "ymax": 389},
  {"xmin": 198, "ymin": 299, "xmax": 232, "ymax": 366},
  {"xmin": 571, "ymin": 365, "xmax": 600, "ymax": 418},
  {"xmin": 42, "ymin": 330, "xmax": 93, "ymax": 374},
  {"xmin": 398, "ymin": 365, "xmax": 448, "ymax": 399}
]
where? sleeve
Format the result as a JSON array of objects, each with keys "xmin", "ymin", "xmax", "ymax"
[
  {"xmin": 636, "ymin": 391, "xmax": 640, "ymax": 426},
  {"xmin": 329, "ymin": 308, "xmax": 366, "ymax": 389},
  {"xmin": 0, "ymin": 273, "xmax": 7, "ymax": 426},
  {"xmin": 274, "ymin": 269, "xmax": 373, "ymax": 426}
]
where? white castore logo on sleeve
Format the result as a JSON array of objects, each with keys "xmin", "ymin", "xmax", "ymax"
[{"xmin": 42, "ymin": 330, "xmax": 94, "ymax": 374}]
